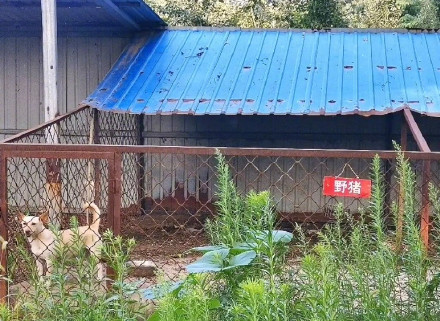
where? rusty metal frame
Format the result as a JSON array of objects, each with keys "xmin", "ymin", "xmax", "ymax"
[
  {"xmin": 2, "ymin": 143, "xmax": 440, "ymax": 160},
  {"xmin": 403, "ymin": 108, "xmax": 431, "ymax": 249},
  {"xmin": 0, "ymin": 106, "xmax": 90, "ymax": 144},
  {"xmin": 0, "ymin": 149, "xmax": 8, "ymax": 304},
  {"xmin": 0, "ymin": 148, "xmax": 117, "ymax": 303},
  {"xmin": 403, "ymin": 108, "xmax": 431, "ymax": 153}
]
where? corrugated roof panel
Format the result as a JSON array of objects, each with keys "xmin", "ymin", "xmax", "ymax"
[{"xmin": 85, "ymin": 29, "xmax": 440, "ymax": 116}]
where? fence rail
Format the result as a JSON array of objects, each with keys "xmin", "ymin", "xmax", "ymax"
[{"xmin": 0, "ymin": 143, "xmax": 439, "ymax": 304}]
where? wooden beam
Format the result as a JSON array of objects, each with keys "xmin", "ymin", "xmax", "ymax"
[
  {"xmin": 403, "ymin": 108, "xmax": 430, "ymax": 152},
  {"xmin": 98, "ymin": 0, "xmax": 140, "ymax": 30},
  {"xmin": 403, "ymin": 109, "xmax": 432, "ymax": 250}
]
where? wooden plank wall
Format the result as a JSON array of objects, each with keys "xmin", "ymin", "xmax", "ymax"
[{"xmin": 0, "ymin": 36, "xmax": 129, "ymax": 140}]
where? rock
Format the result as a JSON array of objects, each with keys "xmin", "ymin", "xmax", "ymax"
[{"xmin": 127, "ymin": 260, "xmax": 156, "ymax": 278}]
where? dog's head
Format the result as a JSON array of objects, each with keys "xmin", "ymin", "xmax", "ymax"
[{"xmin": 17, "ymin": 211, "xmax": 49, "ymax": 238}]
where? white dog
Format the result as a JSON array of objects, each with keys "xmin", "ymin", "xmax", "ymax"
[{"xmin": 18, "ymin": 203, "xmax": 103, "ymax": 279}]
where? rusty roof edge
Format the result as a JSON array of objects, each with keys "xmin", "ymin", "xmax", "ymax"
[
  {"xmin": 85, "ymin": 103, "xmax": 440, "ymax": 118},
  {"xmin": 151, "ymin": 26, "xmax": 440, "ymax": 34}
]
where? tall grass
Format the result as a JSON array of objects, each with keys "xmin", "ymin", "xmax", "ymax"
[
  {"xmin": 8, "ymin": 149, "xmax": 440, "ymax": 321},
  {"xmin": 205, "ymin": 151, "xmax": 276, "ymax": 246},
  {"xmin": 8, "ymin": 220, "xmax": 143, "ymax": 321},
  {"xmin": 295, "ymin": 149, "xmax": 440, "ymax": 320}
]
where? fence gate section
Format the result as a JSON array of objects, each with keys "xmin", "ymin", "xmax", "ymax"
[{"xmin": 0, "ymin": 147, "xmax": 121, "ymax": 303}]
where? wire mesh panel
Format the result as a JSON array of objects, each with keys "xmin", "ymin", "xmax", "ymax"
[
  {"xmin": 1, "ymin": 141, "xmax": 440, "ymax": 308},
  {"xmin": 6, "ymin": 107, "xmax": 92, "ymax": 145},
  {"xmin": 4, "ymin": 152, "xmax": 112, "ymax": 302},
  {"xmin": 118, "ymin": 149, "xmax": 440, "ymax": 292}
]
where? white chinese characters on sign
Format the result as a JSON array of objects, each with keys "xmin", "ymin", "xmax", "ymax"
[
  {"xmin": 334, "ymin": 180, "xmax": 347, "ymax": 193},
  {"xmin": 334, "ymin": 180, "xmax": 362, "ymax": 195},
  {"xmin": 348, "ymin": 181, "xmax": 361, "ymax": 194}
]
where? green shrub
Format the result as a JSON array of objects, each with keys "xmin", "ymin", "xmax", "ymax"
[
  {"xmin": 205, "ymin": 151, "xmax": 276, "ymax": 246},
  {"xmin": 150, "ymin": 148, "xmax": 440, "ymax": 321},
  {"xmin": 10, "ymin": 221, "xmax": 144, "ymax": 321}
]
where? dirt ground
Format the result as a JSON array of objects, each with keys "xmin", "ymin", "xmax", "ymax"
[{"xmin": 120, "ymin": 214, "xmax": 210, "ymax": 287}]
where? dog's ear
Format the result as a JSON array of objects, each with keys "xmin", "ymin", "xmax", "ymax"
[
  {"xmin": 39, "ymin": 211, "xmax": 49, "ymax": 225},
  {"xmin": 17, "ymin": 212, "xmax": 25, "ymax": 222}
]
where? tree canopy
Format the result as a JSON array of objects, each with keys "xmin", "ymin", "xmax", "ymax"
[{"xmin": 148, "ymin": 0, "xmax": 440, "ymax": 28}]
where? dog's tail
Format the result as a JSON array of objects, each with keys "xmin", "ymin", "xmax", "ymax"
[{"xmin": 83, "ymin": 202, "xmax": 101, "ymax": 232}]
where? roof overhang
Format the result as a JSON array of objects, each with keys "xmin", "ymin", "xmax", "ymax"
[{"xmin": 0, "ymin": 0, "xmax": 166, "ymax": 37}]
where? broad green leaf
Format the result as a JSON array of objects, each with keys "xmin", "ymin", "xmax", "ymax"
[
  {"xmin": 186, "ymin": 249, "xmax": 229, "ymax": 273},
  {"xmin": 191, "ymin": 245, "xmax": 228, "ymax": 252},
  {"xmin": 255, "ymin": 230, "xmax": 293, "ymax": 243},
  {"xmin": 227, "ymin": 250, "xmax": 256, "ymax": 268},
  {"xmin": 142, "ymin": 280, "xmax": 184, "ymax": 300},
  {"xmin": 271, "ymin": 230, "xmax": 293, "ymax": 243},
  {"xmin": 232, "ymin": 242, "xmax": 257, "ymax": 251}
]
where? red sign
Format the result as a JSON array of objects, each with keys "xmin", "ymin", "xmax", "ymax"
[{"xmin": 323, "ymin": 176, "xmax": 372, "ymax": 199}]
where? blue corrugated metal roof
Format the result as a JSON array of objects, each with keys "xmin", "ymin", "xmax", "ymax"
[{"xmin": 85, "ymin": 29, "xmax": 440, "ymax": 116}]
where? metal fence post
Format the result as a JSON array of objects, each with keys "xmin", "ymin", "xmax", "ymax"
[
  {"xmin": 136, "ymin": 114, "xmax": 146, "ymax": 214},
  {"xmin": 0, "ymin": 150, "xmax": 8, "ymax": 304},
  {"xmin": 107, "ymin": 152, "xmax": 122, "ymax": 288},
  {"xmin": 113, "ymin": 152, "xmax": 122, "ymax": 236}
]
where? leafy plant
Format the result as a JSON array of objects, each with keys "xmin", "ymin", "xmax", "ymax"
[
  {"xmin": 205, "ymin": 151, "xmax": 277, "ymax": 246},
  {"xmin": 230, "ymin": 279, "xmax": 293, "ymax": 321},
  {"xmin": 147, "ymin": 275, "xmax": 220, "ymax": 321},
  {"xmin": 11, "ymin": 219, "xmax": 144, "ymax": 321}
]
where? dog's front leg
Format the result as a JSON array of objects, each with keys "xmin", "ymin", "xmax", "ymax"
[
  {"xmin": 46, "ymin": 260, "xmax": 53, "ymax": 276},
  {"xmin": 97, "ymin": 262, "xmax": 104, "ymax": 280},
  {"xmin": 35, "ymin": 259, "xmax": 44, "ymax": 276}
]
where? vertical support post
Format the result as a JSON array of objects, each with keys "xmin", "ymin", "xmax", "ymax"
[
  {"xmin": 403, "ymin": 108, "xmax": 431, "ymax": 250},
  {"xmin": 41, "ymin": 0, "xmax": 61, "ymax": 229},
  {"xmin": 41, "ymin": 0, "xmax": 58, "ymax": 135},
  {"xmin": 113, "ymin": 152, "xmax": 122, "ymax": 236},
  {"xmin": 46, "ymin": 159, "xmax": 62, "ymax": 228},
  {"xmin": 93, "ymin": 109, "xmax": 102, "ymax": 208},
  {"xmin": 136, "ymin": 114, "xmax": 146, "ymax": 214},
  {"xmin": 107, "ymin": 152, "xmax": 122, "ymax": 288},
  {"xmin": 0, "ymin": 151, "xmax": 8, "ymax": 304}
]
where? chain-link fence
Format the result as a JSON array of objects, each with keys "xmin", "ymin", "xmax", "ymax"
[{"xmin": 1, "ymin": 106, "xmax": 440, "ymax": 307}]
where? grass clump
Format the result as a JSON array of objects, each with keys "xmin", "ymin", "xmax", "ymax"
[
  {"xmin": 205, "ymin": 151, "xmax": 276, "ymax": 246},
  {"xmin": 5, "ymin": 221, "xmax": 143, "ymax": 321},
  {"xmin": 151, "ymin": 147, "xmax": 440, "ymax": 321},
  {"xmin": 8, "ymin": 147, "xmax": 440, "ymax": 321}
]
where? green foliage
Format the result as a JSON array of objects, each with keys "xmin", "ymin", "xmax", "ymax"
[
  {"xmin": 302, "ymin": 0, "xmax": 347, "ymax": 28},
  {"xmin": 9, "ymin": 220, "xmax": 143, "ymax": 321},
  {"xmin": 147, "ymin": 275, "xmax": 219, "ymax": 321},
  {"xmin": 186, "ymin": 248, "xmax": 257, "ymax": 273},
  {"xmin": 148, "ymin": 151, "xmax": 293, "ymax": 320},
  {"xmin": 343, "ymin": 0, "xmax": 404, "ymax": 28},
  {"xmin": 401, "ymin": 0, "xmax": 440, "ymax": 28},
  {"xmin": 148, "ymin": 0, "xmax": 345, "ymax": 28},
  {"xmin": 230, "ymin": 279, "xmax": 294, "ymax": 321},
  {"xmin": 148, "ymin": 0, "xmax": 440, "ymax": 29},
  {"xmin": 205, "ymin": 151, "xmax": 276, "ymax": 246}
]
